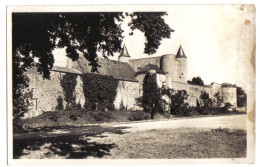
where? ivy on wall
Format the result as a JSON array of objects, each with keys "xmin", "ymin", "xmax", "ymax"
[
  {"xmin": 60, "ymin": 73, "xmax": 78, "ymax": 108},
  {"xmin": 82, "ymin": 73, "xmax": 119, "ymax": 110}
]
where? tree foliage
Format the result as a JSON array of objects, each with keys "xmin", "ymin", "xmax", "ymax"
[
  {"xmin": 128, "ymin": 12, "xmax": 174, "ymax": 54},
  {"xmin": 161, "ymin": 87, "xmax": 190, "ymax": 116},
  {"xmin": 60, "ymin": 73, "xmax": 78, "ymax": 109},
  {"xmin": 187, "ymin": 76, "xmax": 204, "ymax": 86},
  {"xmin": 200, "ymin": 91, "xmax": 213, "ymax": 109},
  {"xmin": 82, "ymin": 73, "xmax": 119, "ymax": 111},
  {"xmin": 213, "ymin": 91, "xmax": 224, "ymax": 108},
  {"xmin": 12, "ymin": 12, "xmax": 174, "ymax": 122},
  {"xmin": 139, "ymin": 72, "xmax": 163, "ymax": 119},
  {"xmin": 237, "ymin": 87, "xmax": 247, "ymax": 107}
]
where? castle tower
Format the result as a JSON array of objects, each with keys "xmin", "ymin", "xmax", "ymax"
[
  {"xmin": 176, "ymin": 45, "xmax": 187, "ymax": 83},
  {"xmin": 118, "ymin": 44, "xmax": 131, "ymax": 63},
  {"xmin": 161, "ymin": 54, "xmax": 177, "ymax": 86}
]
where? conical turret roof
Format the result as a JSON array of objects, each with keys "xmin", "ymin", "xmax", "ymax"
[
  {"xmin": 176, "ymin": 45, "xmax": 187, "ymax": 58},
  {"xmin": 119, "ymin": 44, "xmax": 131, "ymax": 57}
]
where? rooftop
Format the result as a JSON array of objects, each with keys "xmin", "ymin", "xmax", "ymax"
[
  {"xmin": 136, "ymin": 64, "xmax": 166, "ymax": 75},
  {"xmin": 73, "ymin": 54, "xmax": 138, "ymax": 82}
]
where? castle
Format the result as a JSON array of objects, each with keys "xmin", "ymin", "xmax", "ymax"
[{"xmin": 25, "ymin": 45, "xmax": 237, "ymax": 117}]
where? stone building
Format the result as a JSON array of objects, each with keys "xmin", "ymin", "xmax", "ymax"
[{"xmin": 25, "ymin": 44, "xmax": 237, "ymax": 117}]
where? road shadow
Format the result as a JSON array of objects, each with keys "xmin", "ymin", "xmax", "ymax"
[{"xmin": 13, "ymin": 125, "xmax": 129, "ymax": 159}]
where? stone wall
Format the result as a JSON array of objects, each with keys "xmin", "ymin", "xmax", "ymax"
[
  {"xmin": 129, "ymin": 57, "xmax": 161, "ymax": 72},
  {"xmin": 221, "ymin": 87, "xmax": 237, "ymax": 107},
  {"xmin": 170, "ymin": 81, "xmax": 237, "ymax": 107},
  {"xmin": 74, "ymin": 76, "xmax": 85, "ymax": 108},
  {"xmin": 114, "ymin": 80, "xmax": 140, "ymax": 110},
  {"xmin": 24, "ymin": 71, "xmax": 82, "ymax": 118}
]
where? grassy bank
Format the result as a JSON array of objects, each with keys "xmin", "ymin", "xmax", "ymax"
[
  {"xmin": 14, "ymin": 127, "xmax": 246, "ymax": 159},
  {"xmin": 20, "ymin": 108, "xmax": 246, "ymax": 133},
  {"xmin": 101, "ymin": 127, "xmax": 247, "ymax": 159},
  {"xmin": 21, "ymin": 109, "xmax": 152, "ymax": 132}
]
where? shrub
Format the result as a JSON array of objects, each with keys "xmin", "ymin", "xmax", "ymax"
[
  {"xmin": 119, "ymin": 100, "xmax": 127, "ymax": 111},
  {"xmin": 213, "ymin": 91, "xmax": 224, "ymax": 108},
  {"xmin": 195, "ymin": 98, "xmax": 204, "ymax": 114},
  {"xmin": 48, "ymin": 115, "xmax": 58, "ymax": 122},
  {"xmin": 221, "ymin": 102, "xmax": 233, "ymax": 113},
  {"xmin": 60, "ymin": 73, "xmax": 77, "ymax": 109},
  {"xmin": 187, "ymin": 76, "xmax": 204, "ymax": 86},
  {"xmin": 69, "ymin": 114, "xmax": 78, "ymax": 121},
  {"xmin": 200, "ymin": 91, "xmax": 213, "ymax": 109},
  {"xmin": 169, "ymin": 90, "xmax": 191, "ymax": 116},
  {"xmin": 160, "ymin": 87, "xmax": 191, "ymax": 116},
  {"xmin": 56, "ymin": 95, "xmax": 64, "ymax": 110}
]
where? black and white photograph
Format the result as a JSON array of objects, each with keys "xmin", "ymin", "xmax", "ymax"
[{"xmin": 6, "ymin": 4, "xmax": 255, "ymax": 165}]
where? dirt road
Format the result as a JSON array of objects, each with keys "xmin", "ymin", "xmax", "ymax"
[{"xmin": 112, "ymin": 114, "xmax": 247, "ymax": 132}]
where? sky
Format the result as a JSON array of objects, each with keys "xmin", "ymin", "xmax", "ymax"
[{"xmin": 54, "ymin": 5, "xmax": 255, "ymax": 87}]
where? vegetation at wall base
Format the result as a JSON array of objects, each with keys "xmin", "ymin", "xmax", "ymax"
[
  {"xmin": 82, "ymin": 73, "xmax": 119, "ymax": 111},
  {"xmin": 20, "ymin": 109, "xmax": 152, "ymax": 132},
  {"xmin": 60, "ymin": 73, "xmax": 78, "ymax": 109},
  {"xmin": 137, "ymin": 72, "xmax": 164, "ymax": 119}
]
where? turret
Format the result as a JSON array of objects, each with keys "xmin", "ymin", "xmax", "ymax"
[
  {"xmin": 118, "ymin": 44, "xmax": 131, "ymax": 63},
  {"xmin": 161, "ymin": 54, "xmax": 177, "ymax": 86},
  {"xmin": 176, "ymin": 45, "xmax": 187, "ymax": 83}
]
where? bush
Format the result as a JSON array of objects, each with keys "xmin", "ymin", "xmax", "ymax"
[
  {"xmin": 187, "ymin": 76, "xmax": 204, "ymax": 86},
  {"xmin": 195, "ymin": 98, "xmax": 204, "ymax": 114},
  {"xmin": 213, "ymin": 91, "xmax": 224, "ymax": 108},
  {"xmin": 170, "ymin": 90, "xmax": 191, "ymax": 116},
  {"xmin": 69, "ymin": 114, "xmax": 78, "ymax": 121},
  {"xmin": 221, "ymin": 102, "xmax": 233, "ymax": 113},
  {"xmin": 56, "ymin": 95, "xmax": 64, "ymax": 110},
  {"xmin": 160, "ymin": 87, "xmax": 191, "ymax": 117},
  {"xmin": 60, "ymin": 73, "xmax": 77, "ymax": 109},
  {"xmin": 48, "ymin": 114, "xmax": 58, "ymax": 122},
  {"xmin": 200, "ymin": 91, "xmax": 213, "ymax": 110}
]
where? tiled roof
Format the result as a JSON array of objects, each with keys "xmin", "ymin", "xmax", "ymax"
[
  {"xmin": 51, "ymin": 66, "xmax": 82, "ymax": 74},
  {"xmin": 25, "ymin": 66, "xmax": 81, "ymax": 75},
  {"xmin": 72, "ymin": 54, "xmax": 138, "ymax": 82},
  {"xmin": 136, "ymin": 64, "xmax": 166, "ymax": 75}
]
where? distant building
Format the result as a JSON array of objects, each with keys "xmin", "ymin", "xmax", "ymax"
[{"xmin": 25, "ymin": 44, "xmax": 237, "ymax": 117}]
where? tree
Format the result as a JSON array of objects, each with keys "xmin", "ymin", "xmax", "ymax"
[
  {"xmin": 237, "ymin": 87, "xmax": 247, "ymax": 107},
  {"xmin": 12, "ymin": 12, "xmax": 174, "ymax": 126},
  {"xmin": 140, "ymin": 72, "xmax": 163, "ymax": 119},
  {"xmin": 169, "ymin": 90, "xmax": 190, "ymax": 116},
  {"xmin": 213, "ymin": 91, "xmax": 224, "ymax": 108},
  {"xmin": 200, "ymin": 91, "xmax": 213, "ymax": 109},
  {"xmin": 187, "ymin": 76, "xmax": 204, "ymax": 86}
]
